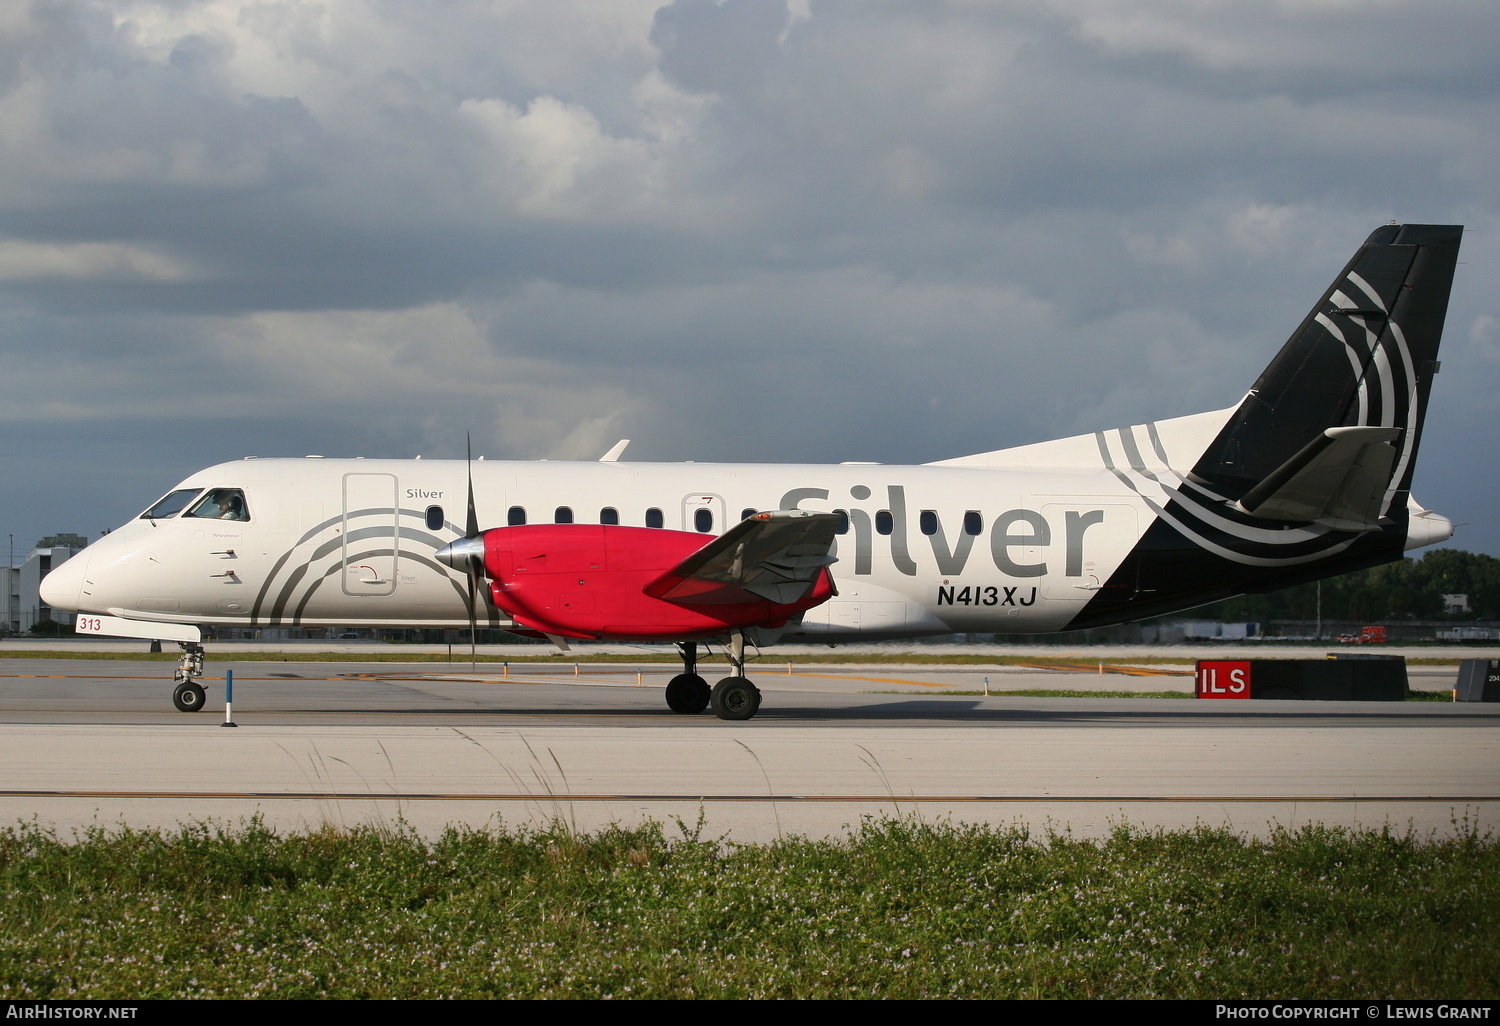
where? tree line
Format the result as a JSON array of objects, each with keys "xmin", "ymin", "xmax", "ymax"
[{"xmin": 1197, "ymin": 548, "xmax": 1500, "ymax": 623}]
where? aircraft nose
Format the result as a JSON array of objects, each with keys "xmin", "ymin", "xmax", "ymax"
[{"xmin": 39, "ymin": 550, "xmax": 88, "ymax": 613}]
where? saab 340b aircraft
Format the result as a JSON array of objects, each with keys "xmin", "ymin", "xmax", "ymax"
[{"xmin": 41, "ymin": 223, "xmax": 1464, "ymax": 719}]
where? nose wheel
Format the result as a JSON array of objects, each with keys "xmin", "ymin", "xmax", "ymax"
[{"xmin": 172, "ymin": 681, "xmax": 207, "ymax": 712}]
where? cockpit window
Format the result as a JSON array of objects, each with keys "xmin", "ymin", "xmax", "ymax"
[
  {"xmin": 140, "ymin": 489, "xmax": 203, "ymax": 520},
  {"xmin": 184, "ymin": 488, "xmax": 251, "ymax": 522}
]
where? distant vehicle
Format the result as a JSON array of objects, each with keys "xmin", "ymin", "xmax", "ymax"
[
  {"xmin": 1436, "ymin": 626, "xmax": 1499, "ymax": 643},
  {"xmin": 1337, "ymin": 626, "xmax": 1388, "ymax": 644},
  {"xmin": 42, "ymin": 224, "xmax": 1465, "ymax": 719}
]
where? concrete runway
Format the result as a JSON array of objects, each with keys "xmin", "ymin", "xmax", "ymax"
[{"xmin": 1, "ymin": 655, "xmax": 1496, "ymax": 843}]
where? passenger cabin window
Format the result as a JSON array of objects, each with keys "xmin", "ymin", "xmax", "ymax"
[
  {"xmin": 645, "ymin": 508, "xmax": 664, "ymax": 529},
  {"xmin": 507, "ymin": 506, "xmax": 526, "ymax": 526},
  {"xmin": 964, "ymin": 511, "xmax": 983, "ymax": 536},
  {"xmin": 140, "ymin": 488, "xmax": 202, "ymax": 520},
  {"xmin": 600, "ymin": 507, "xmax": 619, "ymax": 525},
  {"xmin": 425, "ymin": 506, "xmax": 444, "ymax": 531},
  {"xmin": 184, "ymin": 488, "xmax": 250, "ymax": 522},
  {"xmin": 919, "ymin": 510, "xmax": 938, "ymax": 536},
  {"xmin": 834, "ymin": 510, "xmax": 849, "ymax": 535},
  {"xmin": 554, "ymin": 506, "xmax": 574, "ymax": 524},
  {"xmin": 694, "ymin": 508, "xmax": 713, "ymax": 533},
  {"xmin": 740, "ymin": 508, "xmax": 756, "ymax": 522},
  {"xmin": 875, "ymin": 510, "xmax": 893, "ymax": 535}
]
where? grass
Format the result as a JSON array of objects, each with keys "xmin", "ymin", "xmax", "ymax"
[{"xmin": 0, "ymin": 817, "xmax": 1494, "ymax": 999}]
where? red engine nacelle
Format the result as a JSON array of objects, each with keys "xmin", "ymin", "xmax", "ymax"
[{"xmin": 479, "ymin": 524, "xmax": 835, "ymax": 640}]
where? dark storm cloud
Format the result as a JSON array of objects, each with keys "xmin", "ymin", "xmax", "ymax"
[{"xmin": 0, "ymin": 0, "xmax": 1496, "ymax": 556}]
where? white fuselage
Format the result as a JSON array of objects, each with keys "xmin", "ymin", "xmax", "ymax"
[
  {"xmin": 42, "ymin": 397, "xmax": 1454, "ymax": 643},
  {"xmin": 46, "ymin": 454, "xmax": 1153, "ymax": 641}
]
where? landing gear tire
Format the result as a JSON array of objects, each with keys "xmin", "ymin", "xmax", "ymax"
[
  {"xmin": 665, "ymin": 673, "xmax": 711, "ymax": 714},
  {"xmin": 172, "ymin": 682, "xmax": 207, "ymax": 713},
  {"xmin": 710, "ymin": 676, "xmax": 761, "ymax": 721}
]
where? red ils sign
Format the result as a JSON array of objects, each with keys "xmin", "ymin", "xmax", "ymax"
[{"xmin": 1196, "ymin": 660, "xmax": 1251, "ymax": 699}]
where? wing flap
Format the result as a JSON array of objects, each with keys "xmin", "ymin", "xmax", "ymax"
[{"xmin": 643, "ymin": 510, "xmax": 840, "ymax": 607}]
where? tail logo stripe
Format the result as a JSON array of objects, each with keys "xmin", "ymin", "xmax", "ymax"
[
  {"xmin": 1314, "ymin": 312, "xmax": 1371, "ymax": 425},
  {"xmin": 1095, "ymin": 428, "xmax": 1352, "ymax": 565},
  {"xmin": 1105, "ymin": 426, "xmax": 1327, "ymax": 542},
  {"xmin": 1345, "ymin": 270, "xmax": 1388, "ymax": 312},
  {"xmin": 1383, "ymin": 322, "xmax": 1420, "ymax": 513}
]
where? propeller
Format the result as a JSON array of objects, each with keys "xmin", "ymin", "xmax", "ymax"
[
  {"xmin": 465, "ymin": 433, "xmax": 478, "ymax": 668},
  {"xmin": 435, "ymin": 432, "xmax": 487, "ymax": 671}
]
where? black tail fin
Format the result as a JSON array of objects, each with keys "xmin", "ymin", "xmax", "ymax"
[
  {"xmin": 1192, "ymin": 223, "xmax": 1462, "ymax": 519},
  {"xmin": 1071, "ymin": 223, "xmax": 1462, "ymax": 629}
]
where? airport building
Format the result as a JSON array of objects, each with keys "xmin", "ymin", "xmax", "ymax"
[{"xmin": 2, "ymin": 534, "xmax": 88, "ymax": 634}]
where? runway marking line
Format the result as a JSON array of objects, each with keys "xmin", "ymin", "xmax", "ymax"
[
  {"xmin": 358, "ymin": 671, "xmax": 955, "ymax": 688},
  {"xmin": 791, "ymin": 672, "xmax": 950, "ymax": 687},
  {"xmin": 376, "ymin": 671, "xmax": 965, "ymax": 689},
  {"xmin": 4, "ymin": 674, "xmax": 164, "ymax": 680},
  {"xmin": 3, "ymin": 790, "xmax": 1495, "ymax": 804},
  {"xmin": 1014, "ymin": 662, "xmax": 1195, "ymax": 678}
]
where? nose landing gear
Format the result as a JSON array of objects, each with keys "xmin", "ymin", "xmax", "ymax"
[
  {"xmin": 172, "ymin": 680, "xmax": 207, "ymax": 712},
  {"xmin": 171, "ymin": 641, "xmax": 207, "ymax": 712}
]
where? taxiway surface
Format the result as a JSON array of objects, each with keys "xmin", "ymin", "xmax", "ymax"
[{"xmin": 2, "ymin": 657, "xmax": 1496, "ymax": 842}]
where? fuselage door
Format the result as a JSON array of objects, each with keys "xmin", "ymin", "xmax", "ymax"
[
  {"xmin": 1039, "ymin": 502, "xmax": 1139, "ymax": 607},
  {"xmin": 681, "ymin": 493, "xmax": 727, "ymax": 535},
  {"xmin": 342, "ymin": 472, "xmax": 399, "ymax": 596}
]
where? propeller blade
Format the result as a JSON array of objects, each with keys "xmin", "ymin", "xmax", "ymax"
[
  {"xmin": 468, "ymin": 564, "xmax": 477, "ymax": 671},
  {"xmin": 432, "ymin": 432, "xmax": 500, "ymax": 667},
  {"xmin": 466, "ymin": 432, "xmax": 478, "ymax": 669}
]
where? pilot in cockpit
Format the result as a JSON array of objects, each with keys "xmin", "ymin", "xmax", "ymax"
[{"xmin": 187, "ymin": 488, "xmax": 249, "ymax": 521}]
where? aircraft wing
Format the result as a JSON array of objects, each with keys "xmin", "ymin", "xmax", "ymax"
[{"xmin": 643, "ymin": 510, "xmax": 840, "ymax": 606}]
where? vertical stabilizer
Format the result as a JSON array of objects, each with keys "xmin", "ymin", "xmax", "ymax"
[
  {"xmin": 1071, "ymin": 223, "xmax": 1463, "ymax": 629},
  {"xmin": 1192, "ymin": 223, "xmax": 1462, "ymax": 516}
]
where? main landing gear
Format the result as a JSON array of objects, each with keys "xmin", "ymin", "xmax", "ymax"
[
  {"xmin": 664, "ymin": 636, "xmax": 762, "ymax": 721},
  {"xmin": 171, "ymin": 641, "xmax": 207, "ymax": 712},
  {"xmin": 665, "ymin": 642, "xmax": 711, "ymax": 714}
]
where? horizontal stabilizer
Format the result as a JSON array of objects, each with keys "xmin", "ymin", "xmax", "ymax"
[
  {"xmin": 644, "ymin": 510, "xmax": 840, "ymax": 607},
  {"xmin": 1234, "ymin": 426, "xmax": 1400, "ymax": 530}
]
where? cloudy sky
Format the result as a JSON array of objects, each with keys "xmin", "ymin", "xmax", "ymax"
[{"xmin": 2, "ymin": 0, "xmax": 1497, "ymax": 559}]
